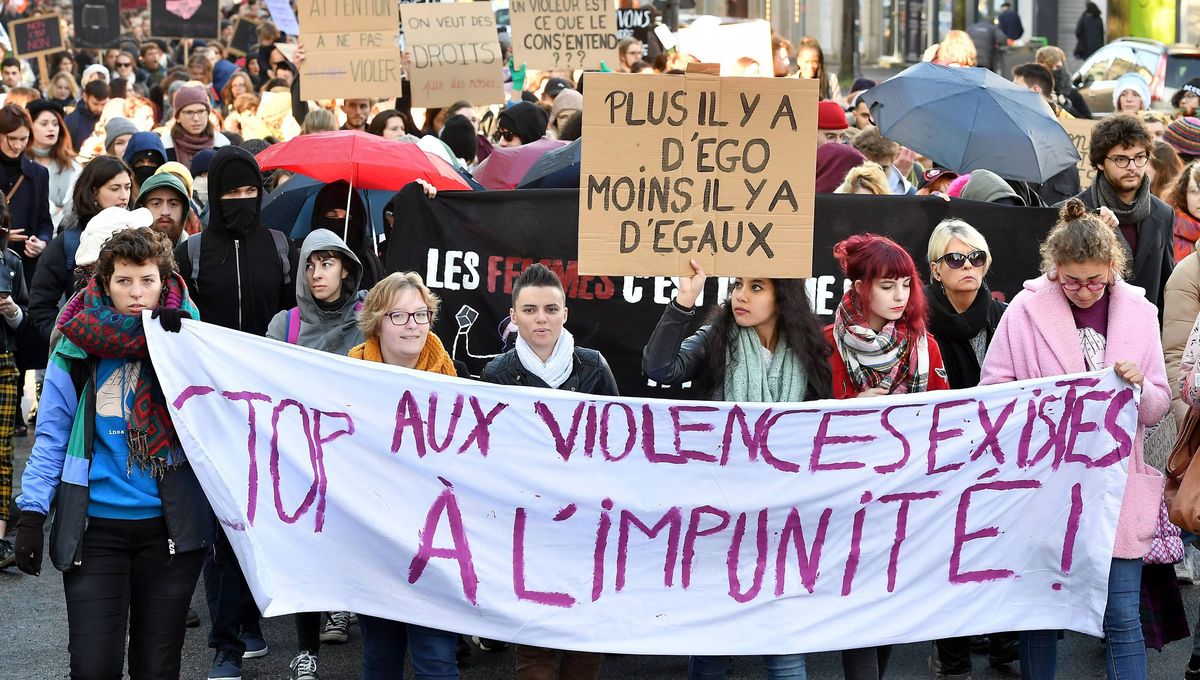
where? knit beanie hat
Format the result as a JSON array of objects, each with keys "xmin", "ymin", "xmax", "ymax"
[
  {"xmin": 75, "ymin": 207, "xmax": 153, "ymax": 267},
  {"xmin": 548, "ymin": 88, "xmax": 583, "ymax": 132},
  {"xmin": 1164, "ymin": 116, "xmax": 1200, "ymax": 159},
  {"xmin": 815, "ymin": 143, "xmax": 865, "ymax": 193},
  {"xmin": 154, "ymin": 162, "xmax": 195, "ymax": 198},
  {"xmin": 1173, "ymin": 79, "xmax": 1200, "ymax": 108},
  {"xmin": 818, "ymin": 100, "xmax": 849, "ymax": 130},
  {"xmin": 104, "ymin": 117, "xmax": 138, "ymax": 151},
  {"xmin": 190, "ymin": 148, "xmax": 217, "ymax": 176},
  {"xmin": 497, "ymin": 102, "xmax": 548, "ymax": 145},
  {"xmin": 440, "ymin": 114, "xmax": 478, "ymax": 164},
  {"xmin": 173, "ymin": 86, "xmax": 210, "ymax": 116},
  {"xmin": 1112, "ymin": 73, "xmax": 1150, "ymax": 110}
]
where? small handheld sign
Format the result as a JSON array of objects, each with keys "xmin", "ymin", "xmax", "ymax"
[{"xmin": 9, "ymin": 13, "xmax": 64, "ymax": 58}]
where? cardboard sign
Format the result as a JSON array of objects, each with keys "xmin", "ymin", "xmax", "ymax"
[
  {"xmin": 265, "ymin": 0, "xmax": 301, "ymax": 35},
  {"xmin": 509, "ymin": 0, "xmax": 617, "ymax": 70},
  {"xmin": 9, "ymin": 13, "xmax": 63, "ymax": 58},
  {"xmin": 579, "ymin": 72, "xmax": 819, "ymax": 278},
  {"xmin": 1061, "ymin": 117, "xmax": 1097, "ymax": 190},
  {"xmin": 227, "ymin": 16, "xmax": 259, "ymax": 57},
  {"xmin": 402, "ymin": 3, "xmax": 505, "ymax": 108},
  {"xmin": 149, "ymin": 0, "xmax": 219, "ymax": 39},
  {"xmin": 74, "ymin": 2, "xmax": 121, "ymax": 49},
  {"xmin": 298, "ymin": 0, "xmax": 402, "ymax": 101}
]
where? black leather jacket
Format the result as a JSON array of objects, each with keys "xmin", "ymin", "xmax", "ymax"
[{"xmin": 481, "ymin": 347, "xmax": 619, "ymax": 396}]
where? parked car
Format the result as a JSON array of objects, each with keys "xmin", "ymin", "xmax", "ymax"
[{"xmin": 1072, "ymin": 38, "xmax": 1200, "ymax": 116}]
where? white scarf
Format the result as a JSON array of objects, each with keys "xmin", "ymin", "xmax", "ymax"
[{"xmin": 515, "ymin": 328, "xmax": 575, "ymax": 388}]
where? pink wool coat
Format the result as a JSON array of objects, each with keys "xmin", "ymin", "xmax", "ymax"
[{"xmin": 979, "ymin": 274, "xmax": 1170, "ymax": 559}]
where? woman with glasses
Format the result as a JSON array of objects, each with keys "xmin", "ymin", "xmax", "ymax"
[
  {"xmin": 980, "ymin": 198, "xmax": 1169, "ymax": 680},
  {"xmin": 348, "ymin": 272, "xmax": 467, "ymax": 680},
  {"xmin": 923, "ymin": 220, "xmax": 1014, "ymax": 678},
  {"xmin": 162, "ymin": 85, "xmax": 230, "ymax": 168}
]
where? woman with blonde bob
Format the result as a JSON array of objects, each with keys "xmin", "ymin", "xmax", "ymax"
[
  {"xmin": 981, "ymin": 198, "xmax": 1169, "ymax": 680},
  {"xmin": 834, "ymin": 162, "xmax": 890, "ymax": 195},
  {"xmin": 348, "ymin": 272, "xmax": 467, "ymax": 679}
]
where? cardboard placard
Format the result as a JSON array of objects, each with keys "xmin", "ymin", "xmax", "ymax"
[
  {"xmin": 74, "ymin": 2, "xmax": 121, "ymax": 49},
  {"xmin": 265, "ymin": 0, "xmax": 301, "ymax": 35},
  {"xmin": 227, "ymin": 16, "xmax": 259, "ymax": 57},
  {"xmin": 402, "ymin": 3, "xmax": 505, "ymax": 108},
  {"xmin": 9, "ymin": 13, "xmax": 63, "ymax": 58},
  {"xmin": 298, "ymin": 0, "xmax": 402, "ymax": 101},
  {"xmin": 579, "ymin": 72, "xmax": 819, "ymax": 278},
  {"xmin": 509, "ymin": 0, "xmax": 616, "ymax": 71},
  {"xmin": 1061, "ymin": 117, "xmax": 1097, "ymax": 190},
  {"xmin": 149, "ymin": 0, "xmax": 219, "ymax": 39}
]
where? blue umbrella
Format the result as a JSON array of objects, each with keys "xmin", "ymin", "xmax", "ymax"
[
  {"xmin": 261, "ymin": 173, "xmax": 396, "ymax": 240},
  {"xmin": 862, "ymin": 63, "xmax": 1079, "ymax": 183},
  {"xmin": 518, "ymin": 139, "xmax": 581, "ymax": 188}
]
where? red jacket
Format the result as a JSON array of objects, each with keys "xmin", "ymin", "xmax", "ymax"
[{"xmin": 824, "ymin": 325, "xmax": 950, "ymax": 399}]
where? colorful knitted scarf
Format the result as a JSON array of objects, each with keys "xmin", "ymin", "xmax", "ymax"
[
  {"xmin": 1174, "ymin": 208, "xmax": 1200, "ymax": 263},
  {"xmin": 56, "ymin": 274, "xmax": 189, "ymax": 478},
  {"xmin": 832, "ymin": 289, "xmax": 929, "ymax": 395}
]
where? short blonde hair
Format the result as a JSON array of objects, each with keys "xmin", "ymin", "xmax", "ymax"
[
  {"xmin": 935, "ymin": 31, "xmax": 977, "ymax": 67},
  {"xmin": 927, "ymin": 218, "xmax": 992, "ymax": 271},
  {"xmin": 358, "ymin": 272, "xmax": 441, "ymax": 338},
  {"xmin": 834, "ymin": 161, "xmax": 890, "ymax": 195},
  {"xmin": 1139, "ymin": 110, "xmax": 1171, "ymax": 127},
  {"xmin": 1035, "ymin": 45, "xmax": 1066, "ymax": 69}
]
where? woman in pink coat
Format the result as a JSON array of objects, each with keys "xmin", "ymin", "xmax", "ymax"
[{"xmin": 980, "ymin": 198, "xmax": 1170, "ymax": 680}]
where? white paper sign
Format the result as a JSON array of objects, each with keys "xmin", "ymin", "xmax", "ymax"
[
  {"xmin": 265, "ymin": 0, "xmax": 300, "ymax": 35},
  {"xmin": 147, "ymin": 319, "xmax": 1136, "ymax": 655}
]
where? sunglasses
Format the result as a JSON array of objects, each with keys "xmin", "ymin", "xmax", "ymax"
[
  {"xmin": 936, "ymin": 250, "xmax": 987, "ymax": 269},
  {"xmin": 494, "ymin": 128, "xmax": 515, "ymax": 143},
  {"xmin": 117, "ymin": 61, "xmax": 133, "ymax": 67},
  {"xmin": 270, "ymin": 61, "xmax": 288, "ymax": 69}
]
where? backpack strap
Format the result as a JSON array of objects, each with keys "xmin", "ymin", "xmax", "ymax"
[
  {"xmin": 268, "ymin": 229, "xmax": 291, "ymax": 285},
  {"xmin": 187, "ymin": 233, "xmax": 202, "ymax": 286},
  {"xmin": 285, "ymin": 307, "xmax": 301, "ymax": 344},
  {"xmin": 63, "ymin": 228, "xmax": 82, "ymax": 272}
]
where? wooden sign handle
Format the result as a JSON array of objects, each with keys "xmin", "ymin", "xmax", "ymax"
[{"xmin": 36, "ymin": 54, "xmax": 46, "ymax": 93}]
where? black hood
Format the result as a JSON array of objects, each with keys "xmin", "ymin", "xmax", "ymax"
[
  {"xmin": 311, "ymin": 181, "xmax": 368, "ymax": 255},
  {"xmin": 206, "ymin": 146, "xmax": 264, "ymax": 239}
]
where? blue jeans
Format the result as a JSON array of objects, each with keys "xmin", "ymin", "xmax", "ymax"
[
  {"xmin": 1020, "ymin": 558, "xmax": 1144, "ymax": 680},
  {"xmin": 688, "ymin": 654, "xmax": 807, "ymax": 679},
  {"xmin": 358, "ymin": 614, "xmax": 460, "ymax": 680}
]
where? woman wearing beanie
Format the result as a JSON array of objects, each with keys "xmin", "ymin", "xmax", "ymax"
[
  {"xmin": 981, "ymin": 198, "xmax": 1169, "ymax": 680},
  {"xmin": 1165, "ymin": 117, "xmax": 1200, "ymax": 164},
  {"xmin": 1173, "ymin": 78, "xmax": 1200, "ymax": 118},
  {"xmin": 1113, "ymin": 73, "xmax": 1151, "ymax": 113},
  {"xmin": 547, "ymin": 88, "xmax": 582, "ymax": 139},
  {"xmin": 494, "ymin": 101, "xmax": 547, "ymax": 148},
  {"xmin": 162, "ymin": 85, "xmax": 230, "ymax": 168},
  {"xmin": 25, "ymin": 99, "xmax": 81, "ymax": 229},
  {"xmin": 13, "ymin": 225, "xmax": 213, "ymax": 680},
  {"xmin": 102, "ymin": 117, "xmax": 138, "ymax": 159}
]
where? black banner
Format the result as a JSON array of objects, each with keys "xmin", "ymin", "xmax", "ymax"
[
  {"xmin": 74, "ymin": 2, "xmax": 121, "ymax": 49},
  {"xmin": 149, "ymin": 0, "xmax": 219, "ymax": 40},
  {"xmin": 387, "ymin": 188, "xmax": 1059, "ymax": 398}
]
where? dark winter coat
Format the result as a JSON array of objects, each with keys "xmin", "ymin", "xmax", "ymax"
[
  {"xmin": 1075, "ymin": 13, "xmax": 1105, "ymax": 60},
  {"xmin": 482, "ymin": 346, "xmax": 619, "ymax": 396}
]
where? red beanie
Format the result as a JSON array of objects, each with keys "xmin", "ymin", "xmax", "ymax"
[
  {"xmin": 173, "ymin": 86, "xmax": 210, "ymax": 116},
  {"xmin": 817, "ymin": 100, "xmax": 848, "ymax": 131}
]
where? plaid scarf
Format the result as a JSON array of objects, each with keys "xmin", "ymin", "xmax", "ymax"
[
  {"xmin": 832, "ymin": 289, "xmax": 929, "ymax": 395},
  {"xmin": 56, "ymin": 274, "xmax": 188, "ymax": 479},
  {"xmin": 1174, "ymin": 208, "xmax": 1200, "ymax": 263}
]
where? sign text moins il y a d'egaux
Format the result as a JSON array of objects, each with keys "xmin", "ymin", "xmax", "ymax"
[{"xmin": 580, "ymin": 72, "xmax": 818, "ymax": 279}]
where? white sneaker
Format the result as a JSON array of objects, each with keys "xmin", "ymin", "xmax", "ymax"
[{"xmin": 289, "ymin": 652, "xmax": 318, "ymax": 680}]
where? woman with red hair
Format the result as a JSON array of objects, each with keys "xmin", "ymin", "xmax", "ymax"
[{"xmin": 826, "ymin": 233, "xmax": 949, "ymax": 399}]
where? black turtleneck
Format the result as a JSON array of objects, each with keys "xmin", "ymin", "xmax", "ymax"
[{"xmin": 0, "ymin": 152, "xmax": 21, "ymax": 192}]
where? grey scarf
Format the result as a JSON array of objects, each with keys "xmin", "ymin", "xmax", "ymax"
[{"xmin": 1089, "ymin": 173, "xmax": 1151, "ymax": 225}]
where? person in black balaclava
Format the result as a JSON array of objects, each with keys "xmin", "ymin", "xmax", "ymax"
[
  {"xmin": 309, "ymin": 180, "xmax": 385, "ymax": 288},
  {"xmin": 122, "ymin": 131, "xmax": 168, "ymax": 198},
  {"xmin": 175, "ymin": 145, "xmax": 295, "ymax": 334},
  {"xmin": 174, "ymin": 145, "xmax": 297, "ymax": 680}
]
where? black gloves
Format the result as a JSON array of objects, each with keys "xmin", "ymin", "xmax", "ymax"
[
  {"xmin": 152, "ymin": 307, "xmax": 192, "ymax": 333},
  {"xmin": 14, "ymin": 510, "xmax": 45, "ymax": 576}
]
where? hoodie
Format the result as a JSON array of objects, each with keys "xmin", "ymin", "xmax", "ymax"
[
  {"xmin": 959, "ymin": 169, "xmax": 1024, "ymax": 205},
  {"xmin": 135, "ymin": 172, "xmax": 191, "ymax": 245},
  {"xmin": 266, "ymin": 230, "xmax": 366, "ymax": 354},
  {"xmin": 174, "ymin": 146, "xmax": 296, "ymax": 334}
]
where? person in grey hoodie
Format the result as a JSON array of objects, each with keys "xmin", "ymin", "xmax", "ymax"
[
  {"xmin": 959, "ymin": 169, "xmax": 1026, "ymax": 206},
  {"xmin": 264, "ymin": 228, "xmax": 365, "ymax": 680}
]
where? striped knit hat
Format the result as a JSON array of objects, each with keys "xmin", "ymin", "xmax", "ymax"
[{"xmin": 1164, "ymin": 116, "xmax": 1200, "ymax": 159}]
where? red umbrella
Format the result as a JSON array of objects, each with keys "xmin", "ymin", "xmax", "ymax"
[
  {"xmin": 472, "ymin": 138, "xmax": 567, "ymax": 190},
  {"xmin": 255, "ymin": 130, "xmax": 470, "ymax": 191}
]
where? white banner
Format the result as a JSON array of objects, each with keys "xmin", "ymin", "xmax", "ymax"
[{"xmin": 146, "ymin": 319, "xmax": 1138, "ymax": 655}]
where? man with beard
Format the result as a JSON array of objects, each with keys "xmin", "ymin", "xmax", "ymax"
[
  {"xmin": 135, "ymin": 173, "xmax": 189, "ymax": 247},
  {"xmin": 1061, "ymin": 114, "xmax": 1174, "ymax": 315}
]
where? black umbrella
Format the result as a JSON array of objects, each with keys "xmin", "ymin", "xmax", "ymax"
[{"xmin": 518, "ymin": 139, "xmax": 582, "ymax": 188}]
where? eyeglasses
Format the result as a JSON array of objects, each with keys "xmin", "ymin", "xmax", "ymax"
[
  {"xmin": 1104, "ymin": 153, "xmax": 1149, "ymax": 168},
  {"xmin": 493, "ymin": 128, "xmax": 515, "ymax": 143},
  {"xmin": 936, "ymin": 250, "xmax": 987, "ymax": 269},
  {"xmin": 385, "ymin": 310, "xmax": 432, "ymax": 326},
  {"xmin": 1060, "ymin": 279, "xmax": 1107, "ymax": 292},
  {"xmin": 179, "ymin": 108, "xmax": 209, "ymax": 119}
]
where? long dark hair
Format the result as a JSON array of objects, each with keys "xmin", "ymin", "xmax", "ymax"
[
  {"xmin": 70, "ymin": 155, "xmax": 132, "ymax": 227},
  {"xmin": 796, "ymin": 37, "xmax": 831, "ymax": 100},
  {"xmin": 700, "ymin": 278, "xmax": 833, "ymax": 399}
]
